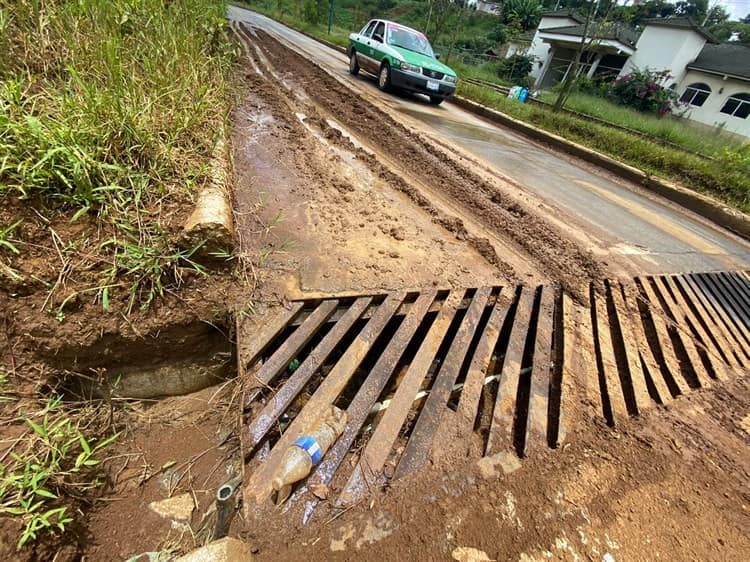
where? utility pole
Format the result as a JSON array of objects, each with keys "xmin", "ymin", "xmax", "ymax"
[
  {"xmin": 425, "ymin": 0, "xmax": 434, "ymax": 35},
  {"xmin": 328, "ymin": 0, "xmax": 334, "ymax": 34}
]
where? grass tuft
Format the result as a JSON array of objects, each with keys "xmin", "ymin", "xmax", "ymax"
[
  {"xmin": 0, "ymin": 0, "xmax": 235, "ymax": 311},
  {"xmin": 0, "ymin": 396, "xmax": 119, "ymax": 549}
]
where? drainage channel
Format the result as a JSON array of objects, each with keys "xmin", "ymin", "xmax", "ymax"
[
  {"xmin": 238, "ymin": 271, "xmax": 749, "ymax": 522},
  {"xmin": 240, "ymin": 285, "xmax": 561, "ymax": 521}
]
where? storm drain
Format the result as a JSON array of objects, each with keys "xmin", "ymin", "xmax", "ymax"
[
  {"xmin": 239, "ymin": 271, "xmax": 749, "ymax": 516},
  {"xmin": 579, "ymin": 271, "xmax": 750, "ymax": 425},
  {"xmin": 241, "ymin": 286, "xmax": 563, "ymax": 510}
]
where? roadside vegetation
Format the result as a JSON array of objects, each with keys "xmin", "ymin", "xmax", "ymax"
[
  {"xmin": 460, "ymin": 82, "xmax": 750, "ymax": 212},
  {"xmin": 0, "ymin": 393, "xmax": 119, "ymax": 550},
  {"xmin": 0, "ymin": 0, "xmax": 235, "ymax": 313},
  {"xmin": 1, "ymin": 0, "xmax": 235, "ymax": 552}
]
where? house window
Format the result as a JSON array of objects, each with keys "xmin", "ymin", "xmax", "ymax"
[
  {"xmin": 720, "ymin": 93, "xmax": 750, "ymax": 119},
  {"xmin": 679, "ymin": 83, "xmax": 711, "ymax": 107}
]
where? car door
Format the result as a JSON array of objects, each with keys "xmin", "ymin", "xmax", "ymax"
[
  {"xmin": 369, "ymin": 21, "xmax": 387, "ymax": 70},
  {"xmin": 354, "ymin": 20, "xmax": 378, "ymax": 73}
]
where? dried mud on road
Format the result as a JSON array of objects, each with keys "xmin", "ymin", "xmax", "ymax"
[{"xmin": 234, "ymin": 26, "xmax": 603, "ymax": 302}]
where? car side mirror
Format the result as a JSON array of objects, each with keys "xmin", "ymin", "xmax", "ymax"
[
  {"xmin": 435, "ymin": 53, "xmax": 441, "ymax": 60},
  {"xmin": 373, "ymin": 33, "xmax": 383, "ymax": 43}
]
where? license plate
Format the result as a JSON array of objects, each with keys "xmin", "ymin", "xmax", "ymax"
[{"xmin": 426, "ymin": 80, "xmax": 439, "ymax": 91}]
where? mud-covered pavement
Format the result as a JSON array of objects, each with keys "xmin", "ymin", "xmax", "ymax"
[
  {"xmin": 233, "ymin": 23, "xmax": 604, "ymax": 302},
  {"xmin": 229, "ymin": 6, "xmax": 750, "ymax": 280},
  {"xmin": 227, "ymin": 11, "xmax": 750, "ymax": 562}
]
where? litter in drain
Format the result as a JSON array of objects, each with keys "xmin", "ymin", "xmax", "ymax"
[
  {"xmin": 239, "ymin": 271, "xmax": 749, "ymax": 520},
  {"xmin": 240, "ymin": 286, "xmax": 564, "ymax": 515}
]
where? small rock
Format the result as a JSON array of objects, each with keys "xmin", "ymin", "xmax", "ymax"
[
  {"xmin": 175, "ymin": 538, "xmax": 254, "ymax": 562},
  {"xmin": 310, "ymin": 483, "xmax": 329, "ymax": 500},
  {"xmin": 477, "ymin": 452, "xmax": 521, "ymax": 479},
  {"xmin": 149, "ymin": 493, "xmax": 195, "ymax": 522},
  {"xmin": 389, "ymin": 226, "xmax": 405, "ymax": 240},
  {"xmin": 452, "ymin": 546, "xmax": 494, "ymax": 561}
]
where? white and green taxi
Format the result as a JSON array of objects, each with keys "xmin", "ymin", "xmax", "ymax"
[{"xmin": 347, "ymin": 19, "xmax": 457, "ymax": 105}]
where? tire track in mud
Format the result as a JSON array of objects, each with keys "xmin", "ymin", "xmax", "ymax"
[
  {"xmin": 235, "ymin": 24, "xmax": 516, "ymax": 283},
  {"xmin": 241, "ymin": 26, "xmax": 604, "ymax": 299}
]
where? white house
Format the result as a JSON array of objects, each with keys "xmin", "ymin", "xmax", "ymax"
[
  {"xmin": 466, "ymin": 1, "xmax": 502, "ymax": 14},
  {"xmin": 509, "ymin": 11, "xmax": 750, "ymax": 137},
  {"xmin": 676, "ymin": 43, "xmax": 750, "ymax": 135}
]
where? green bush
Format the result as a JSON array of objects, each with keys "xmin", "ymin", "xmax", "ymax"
[
  {"xmin": 608, "ymin": 68, "xmax": 679, "ymax": 117},
  {"xmin": 497, "ymin": 54, "xmax": 534, "ymax": 86}
]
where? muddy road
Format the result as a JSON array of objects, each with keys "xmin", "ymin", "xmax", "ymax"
[
  {"xmin": 229, "ymin": 6, "xmax": 750, "ymax": 281},
  {"xmin": 224, "ymin": 12, "xmax": 750, "ymax": 562}
]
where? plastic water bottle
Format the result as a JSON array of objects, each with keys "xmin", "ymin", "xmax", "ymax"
[{"xmin": 271, "ymin": 405, "xmax": 348, "ymax": 502}]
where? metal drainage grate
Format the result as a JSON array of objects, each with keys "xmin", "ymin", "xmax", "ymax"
[
  {"xmin": 238, "ymin": 271, "xmax": 749, "ymax": 520},
  {"xmin": 240, "ymin": 286, "xmax": 564, "ymax": 515},
  {"xmin": 575, "ymin": 271, "xmax": 750, "ymax": 426}
]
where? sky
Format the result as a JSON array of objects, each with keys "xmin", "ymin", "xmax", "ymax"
[{"xmin": 718, "ymin": 0, "xmax": 749, "ymax": 20}]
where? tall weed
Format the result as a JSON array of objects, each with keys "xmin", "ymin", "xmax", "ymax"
[{"xmin": 0, "ymin": 0, "xmax": 235, "ymax": 308}]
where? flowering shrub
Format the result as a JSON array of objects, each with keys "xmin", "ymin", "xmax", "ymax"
[{"xmin": 608, "ymin": 68, "xmax": 679, "ymax": 117}]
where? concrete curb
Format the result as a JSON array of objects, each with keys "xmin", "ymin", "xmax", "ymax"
[
  {"xmin": 180, "ymin": 136, "xmax": 235, "ymax": 261},
  {"xmin": 452, "ymin": 95, "xmax": 750, "ymax": 241}
]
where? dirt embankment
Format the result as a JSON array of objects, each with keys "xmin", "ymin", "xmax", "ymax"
[{"xmin": 248, "ymin": 28, "xmax": 603, "ymax": 300}]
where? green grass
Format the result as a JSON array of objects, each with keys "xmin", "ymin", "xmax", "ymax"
[
  {"xmin": 450, "ymin": 60, "xmax": 510, "ymax": 86},
  {"xmin": 0, "ymin": 395, "xmax": 119, "ymax": 549},
  {"xmin": 460, "ymin": 83, "xmax": 750, "ymax": 213},
  {"xmin": 539, "ymin": 91, "xmax": 748, "ymax": 157},
  {"xmin": 0, "ymin": 0, "xmax": 235, "ymax": 311}
]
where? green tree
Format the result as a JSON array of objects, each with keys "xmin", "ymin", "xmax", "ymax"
[
  {"xmin": 708, "ymin": 21, "xmax": 750, "ymax": 42},
  {"xmin": 302, "ymin": 0, "xmax": 325, "ymax": 25},
  {"xmin": 503, "ymin": 0, "xmax": 543, "ymax": 31},
  {"xmin": 703, "ymin": 4, "xmax": 730, "ymax": 26}
]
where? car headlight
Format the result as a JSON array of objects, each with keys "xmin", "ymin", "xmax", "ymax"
[
  {"xmin": 399, "ymin": 61, "xmax": 421, "ymax": 74},
  {"xmin": 444, "ymin": 75, "xmax": 457, "ymax": 84}
]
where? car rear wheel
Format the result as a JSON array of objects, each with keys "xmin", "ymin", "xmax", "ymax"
[
  {"xmin": 429, "ymin": 95, "xmax": 444, "ymax": 105},
  {"xmin": 378, "ymin": 63, "xmax": 391, "ymax": 92},
  {"xmin": 349, "ymin": 51, "xmax": 360, "ymax": 76}
]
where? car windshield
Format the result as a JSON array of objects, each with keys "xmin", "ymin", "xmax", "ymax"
[{"xmin": 386, "ymin": 26, "xmax": 434, "ymax": 58}]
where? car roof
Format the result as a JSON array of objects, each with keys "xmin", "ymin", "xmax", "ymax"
[{"xmin": 370, "ymin": 19, "xmax": 423, "ymax": 35}]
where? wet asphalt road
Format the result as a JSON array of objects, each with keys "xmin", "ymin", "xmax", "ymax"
[{"xmin": 229, "ymin": 6, "xmax": 750, "ymax": 275}]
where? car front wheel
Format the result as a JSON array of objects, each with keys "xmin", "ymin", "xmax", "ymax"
[
  {"xmin": 349, "ymin": 51, "xmax": 359, "ymax": 76},
  {"xmin": 378, "ymin": 63, "xmax": 391, "ymax": 92}
]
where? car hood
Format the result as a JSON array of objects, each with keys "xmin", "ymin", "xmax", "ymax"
[{"xmin": 390, "ymin": 46, "xmax": 456, "ymax": 76}]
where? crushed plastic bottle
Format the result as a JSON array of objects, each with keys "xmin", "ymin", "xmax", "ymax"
[{"xmin": 271, "ymin": 405, "xmax": 348, "ymax": 503}]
